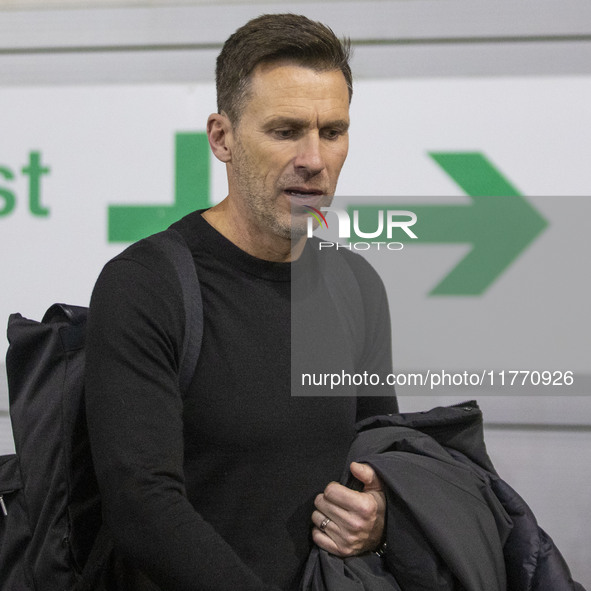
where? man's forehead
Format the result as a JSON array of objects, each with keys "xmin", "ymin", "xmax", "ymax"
[
  {"xmin": 244, "ymin": 62, "xmax": 350, "ymax": 119},
  {"xmin": 250, "ymin": 61, "xmax": 349, "ymax": 98}
]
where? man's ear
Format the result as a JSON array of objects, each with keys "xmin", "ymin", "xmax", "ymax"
[{"xmin": 207, "ymin": 112, "xmax": 233, "ymax": 163}]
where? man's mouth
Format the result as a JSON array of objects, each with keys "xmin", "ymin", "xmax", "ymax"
[
  {"xmin": 284, "ymin": 188, "xmax": 324, "ymax": 197},
  {"xmin": 284, "ymin": 188, "xmax": 329, "ymax": 215}
]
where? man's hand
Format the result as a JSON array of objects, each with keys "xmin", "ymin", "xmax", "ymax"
[{"xmin": 311, "ymin": 462, "xmax": 386, "ymax": 557}]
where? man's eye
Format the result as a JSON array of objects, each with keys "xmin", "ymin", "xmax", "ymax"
[
  {"xmin": 322, "ymin": 129, "xmax": 343, "ymax": 140},
  {"xmin": 274, "ymin": 129, "xmax": 296, "ymax": 139}
]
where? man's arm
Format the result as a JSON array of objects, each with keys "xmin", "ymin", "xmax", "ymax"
[{"xmin": 85, "ymin": 253, "xmax": 278, "ymax": 591}]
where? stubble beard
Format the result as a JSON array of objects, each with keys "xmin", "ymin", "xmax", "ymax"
[
  {"xmin": 231, "ymin": 139, "xmax": 300, "ymax": 241},
  {"xmin": 231, "ymin": 138, "xmax": 336, "ymax": 242}
]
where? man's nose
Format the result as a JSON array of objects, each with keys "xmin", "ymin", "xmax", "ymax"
[{"xmin": 294, "ymin": 133, "xmax": 325, "ymax": 177}]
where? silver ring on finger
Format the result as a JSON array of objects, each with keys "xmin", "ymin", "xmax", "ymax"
[{"xmin": 320, "ymin": 516, "xmax": 331, "ymax": 531}]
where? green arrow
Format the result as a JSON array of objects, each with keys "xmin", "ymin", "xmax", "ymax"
[
  {"xmin": 349, "ymin": 152, "xmax": 548, "ymax": 296},
  {"xmin": 108, "ymin": 132, "xmax": 210, "ymax": 243}
]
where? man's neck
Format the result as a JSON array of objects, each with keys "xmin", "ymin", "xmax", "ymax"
[{"xmin": 202, "ymin": 200, "xmax": 306, "ymax": 262}]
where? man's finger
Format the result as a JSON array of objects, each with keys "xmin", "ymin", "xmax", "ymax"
[
  {"xmin": 317, "ymin": 481, "xmax": 375, "ymax": 514},
  {"xmin": 312, "ymin": 526, "xmax": 356, "ymax": 558},
  {"xmin": 311, "ymin": 509, "xmax": 338, "ymax": 534},
  {"xmin": 350, "ymin": 461, "xmax": 383, "ymax": 491},
  {"xmin": 316, "ymin": 490, "xmax": 379, "ymax": 534},
  {"xmin": 314, "ymin": 490, "xmax": 355, "ymax": 525}
]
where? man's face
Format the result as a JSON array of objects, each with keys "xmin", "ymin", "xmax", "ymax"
[{"xmin": 227, "ymin": 61, "xmax": 350, "ymax": 241}]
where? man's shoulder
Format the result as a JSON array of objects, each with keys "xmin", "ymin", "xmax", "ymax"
[
  {"xmin": 94, "ymin": 228, "xmax": 196, "ymax": 304},
  {"xmin": 107, "ymin": 232, "xmax": 178, "ymax": 278},
  {"xmin": 89, "ymin": 230, "xmax": 191, "ymax": 338},
  {"xmin": 107, "ymin": 210, "xmax": 205, "ymax": 276}
]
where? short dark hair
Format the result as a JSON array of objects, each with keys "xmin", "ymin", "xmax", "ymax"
[{"xmin": 216, "ymin": 13, "xmax": 352, "ymax": 124}]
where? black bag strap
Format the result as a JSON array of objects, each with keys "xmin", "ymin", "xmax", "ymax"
[
  {"xmin": 76, "ymin": 228, "xmax": 202, "ymax": 590},
  {"xmin": 144, "ymin": 228, "xmax": 204, "ymax": 393}
]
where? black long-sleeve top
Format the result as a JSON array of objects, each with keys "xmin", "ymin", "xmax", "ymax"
[{"xmin": 85, "ymin": 210, "xmax": 397, "ymax": 590}]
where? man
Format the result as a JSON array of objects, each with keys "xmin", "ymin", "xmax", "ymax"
[{"xmin": 85, "ymin": 14, "xmax": 397, "ymax": 590}]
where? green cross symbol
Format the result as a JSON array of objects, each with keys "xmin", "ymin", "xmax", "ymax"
[{"xmin": 108, "ymin": 132, "xmax": 210, "ymax": 243}]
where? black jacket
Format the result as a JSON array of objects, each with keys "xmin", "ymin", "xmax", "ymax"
[{"xmin": 301, "ymin": 402, "xmax": 585, "ymax": 591}]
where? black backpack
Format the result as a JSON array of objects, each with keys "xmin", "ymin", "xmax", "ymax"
[{"xmin": 0, "ymin": 229, "xmax": 202, "ymax": 591}]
